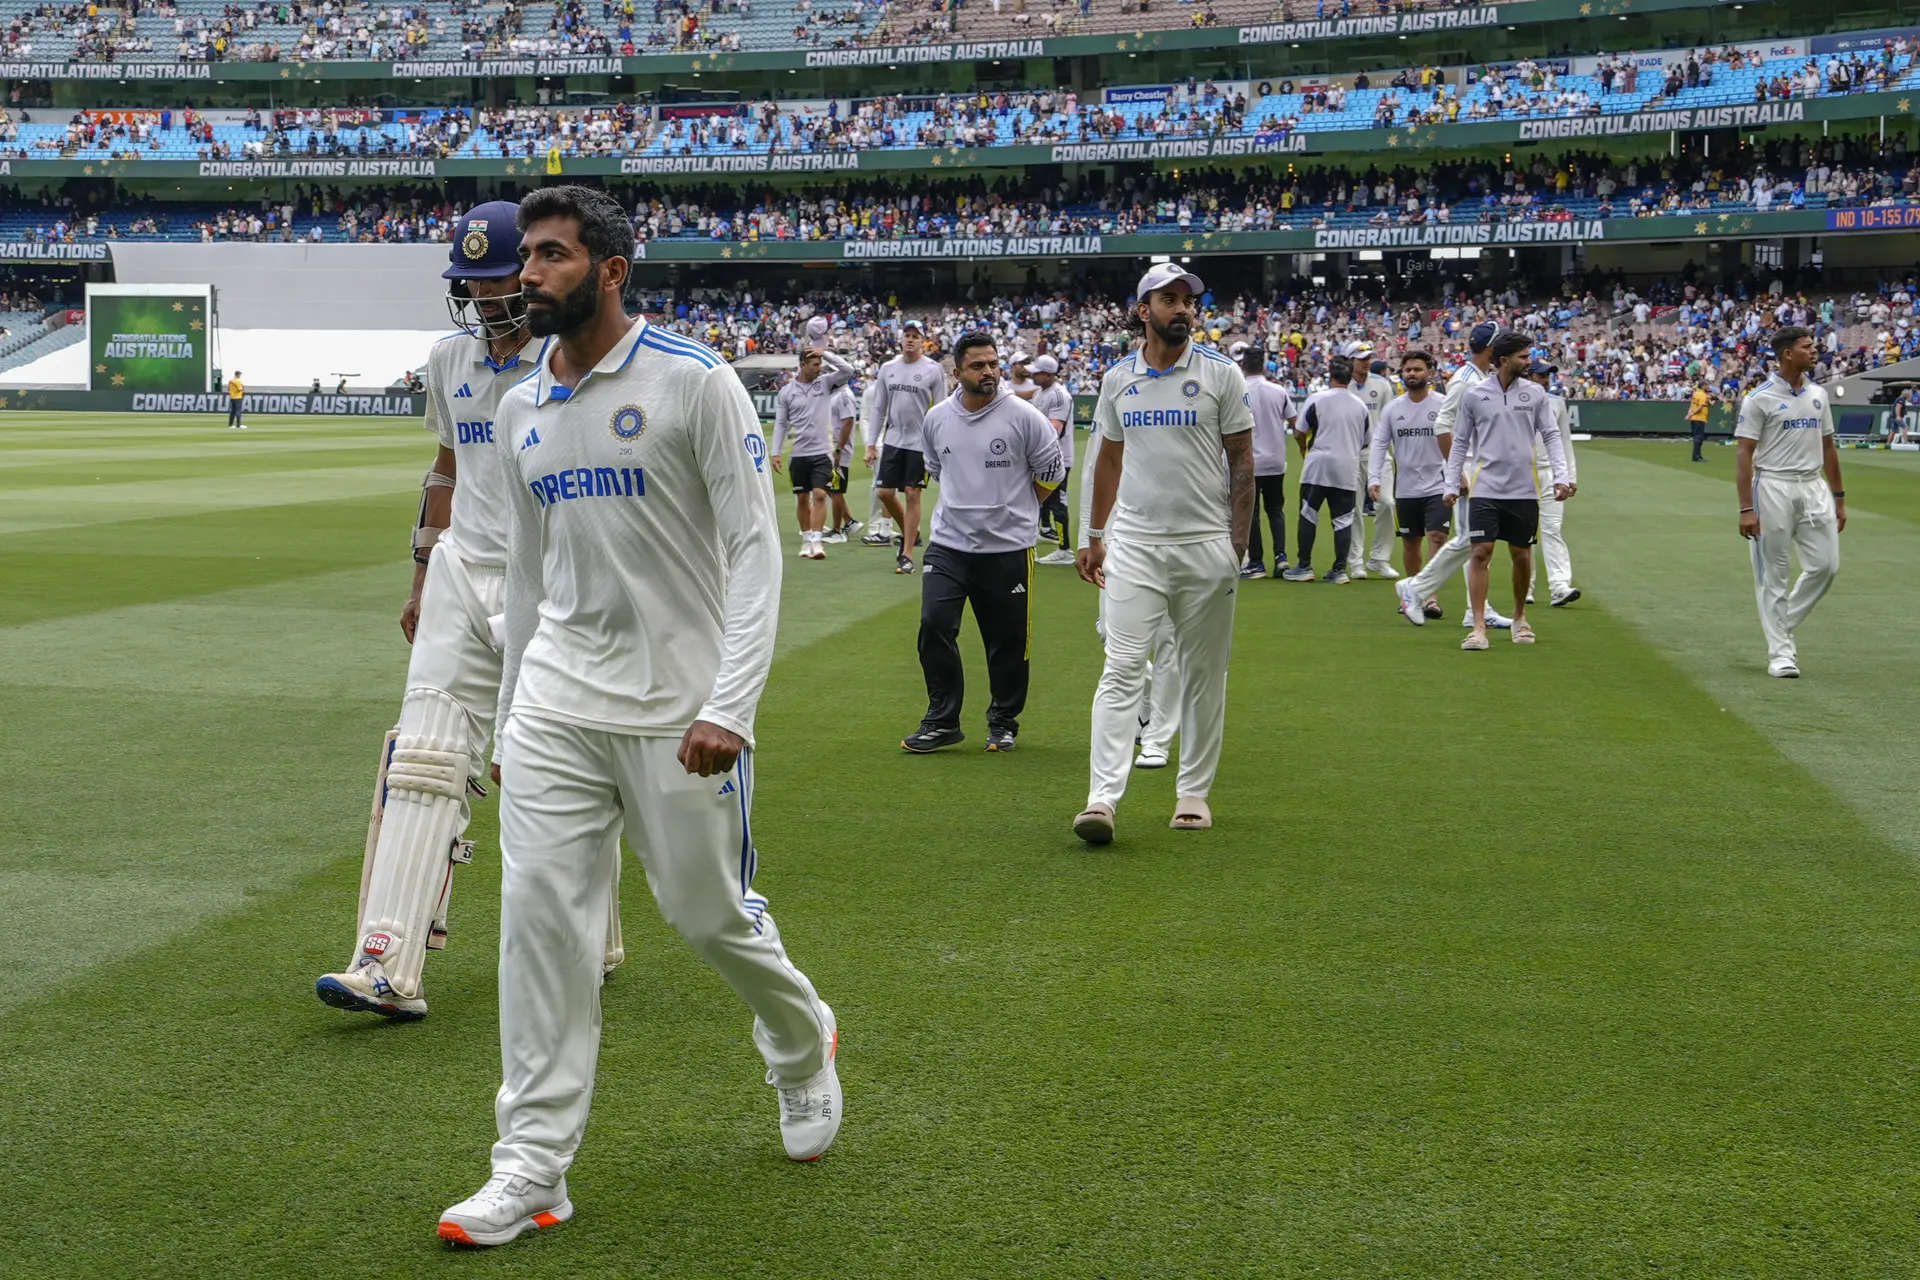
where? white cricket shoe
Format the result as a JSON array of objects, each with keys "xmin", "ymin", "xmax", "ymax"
[
  {"xmin": 315, "ymin": 957, "xmax": 427, "ymax": 1021},
  {"xmin": 1463, "ymin": 606, "xmax": 1514, "ymax": 630},
  {"xmin": 1036, "ymin": 549, "xmax": 1076, "ymax": 566},
  {"xmin": 1768, "ymin": 658, "xmax": 1801, "ymax": 679},
  {"xmin": 1394, "ymin": 579, "xmax": 1425, "ymax": 627},
  {"xmin": 438, "ymin": 1173, "xmax": 572, "ymax": 1247},
  {"xmin": 1365, "ymin": 561, "xmax": 1401, "ymax": 579},
  {"xmin": 822, "ymin": 530, "xmax": 848, "ymax": 545},
  {"xmin": 1349, "ymin": 564, "xmax": 1368, "ymax": 580},
  {"xmin": 772, "ymin": 1016, "xmax": 841, "ymax": 1161},
  {"xmin": 1135, "ymin": 746, "xmax": 1169, "ymax": 769}
]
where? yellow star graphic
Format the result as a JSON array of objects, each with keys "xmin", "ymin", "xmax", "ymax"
[
  {"xmin": 280, "ymin": 68, "xmax": 290, "ymax": 77},
  {"xmin": 83, "ymin": 165, "xmax": 94, "ymax": 176},
  {"xmin": 1898, "ymin": 98, "xmax": 1911, "ymax": 113},
  {"xmin": 173, "ymin": 302, "xmax": 185, "ymax": 311},
  {"xmin": 721, "ymin": 246, "xmax": 733, "ymax": 259},
  {"xmin": 189, "ymin": 319, "xmax": 204, "ymax": 331},
  {"xmin": 930, "ymin": 153, "xmax": 944, "ymax": 166},
  {"xmin": 1716, "ymin": 213, "xmax": 1729, "ymax": 222},
  {"xmin": 1740, "ymin": 218, "xmax": 1753, "ymax": 231},
  {"xmin": 96, "ymin": 363, "xmax": 107, "ymax": 374},
  {"xmin": 1694, "ymin": 221, "xmax": 1708, "ymax": 235},
  {"xmin": 111, "ymin": 373, "xmax": 126, "ymax": 386},
  {"xmin": 1115, "ymin": 38, "xmax": 1127, "ymax": 50},
  {"xmin": 1579, "ymin": 1, "xmax": 1590, "ymax": 11},
  {"xmin": 0, "ymin": 398, "xmax": 9, "ymax": 410},
  {"xmin": 691, "ymin": 59, "xmax": 701, "ymax": 70},
  {"xmin": 1183, "ymin": 239, "xmax": 1194, "ymax": 250},
  {"xmin": 1387, "ymin": 135, "xmax": 1400, "ymax": 147}
]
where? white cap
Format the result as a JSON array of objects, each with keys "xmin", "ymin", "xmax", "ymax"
[
  {"xmin": 1011, "ymin": 351, "xmax": 1031, "ymax": 366},
  {"xmin": 1228, "ymin": 341, "xmax": 1249, "ymax": 358},
  {"xmin": 1339, "ymin": 339, "xmax": 1373, "ymax": 358},
  {"xmin": 1135, "ymin": 261, "xmax": 1204, "ymax": 301},
  {"xmin": 1031, "ymin": 354, "xmax": 1058, "ymax": 374}
]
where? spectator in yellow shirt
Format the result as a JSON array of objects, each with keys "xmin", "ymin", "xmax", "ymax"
[
  {"xmin": 227, "ymin": 372, "xmax": 246, "ymax": 430},
  {"xmin": 1687, "ymin": 383, "xmax": 1712, "ymax": 461}
]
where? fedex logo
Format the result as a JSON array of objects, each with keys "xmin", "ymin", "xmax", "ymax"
[{"xmin": 457, "ymin": 420, "xmax": 495, "ymax": 445}]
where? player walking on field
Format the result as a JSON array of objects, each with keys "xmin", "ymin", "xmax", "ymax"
[
  {"xmin": 315, "ymin": 200, "xmax": 623, "ymax": 1022},
  {"xmin": 771, "ymin": 342, "xmax": 855, "ymax": 559},
  {"xmin": 1029, "ymin": 354, "xmax": 1079, "ymax": 566},
  {"xmin": 1281, "ymin": 356, "xmax": 1370, "ymax": 584},
  {"xmin": 1073, "ymin": 263, "xmax": 1254, "ymax": 844},
  {"xmin": 1237, "ymin": 343, "xmax": 1295, "ymax": 579},
  {"xmin": 226, "ymin": 371, "xmax": 246, "ymax": 429},
  {"xmin": 901, "ymin": 332, "xmax": 1065, "ymax": 754},
  {"xmin": 1525, "ymin": 362, "xmax": 1581, "ymax": 607},
  {"xmin": 1735, "ymin": 325, "xmax": 1845, "ymax": 678},
  {"xmin": 1444, "ymin": 332, "xmax": 1573, "ymax": 651},
  {"xmin": 438, "ymin": 187, "xmax": 839, "ymax": 1248},
  {"xmin": 826, "ymin": 379, "xmax": 860, "ymax": 541},
  {"xmin": 1367, "ymin": 349, "xmax": 1450, "ymax": 614},
  {"xmin": 1350, "ymin": 348, "xmax": 1402, "ymax": 580},
  {"xmin": 1393, "ymin": 322, "xmax": 1514, "ymax": 631},
  {"xmin": 869, "ymin": 321, "xmax": 946, "ymax": 574}
]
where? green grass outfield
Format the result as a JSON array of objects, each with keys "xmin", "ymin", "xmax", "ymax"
[{"xmin": 4, "ymin": 412, "xmax": 1917, "ymax": 1279}]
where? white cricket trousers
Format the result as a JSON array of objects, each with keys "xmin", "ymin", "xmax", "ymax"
[
  {"xmin": 407, "ymin": 549, "xmax": 505, "ymax": 775},
  {"xmin": 1088, "ymin": 536, "xmax": 1237, "ymax": 809},
  {"xmin": 1356, "ymin": 454, "xmax": 1395, "ymax": 566},
  {"xmin": 1749, "ymin": 472, "xmax": 1839, "ymax": 664},
  {"xmin": 491, "ymin": 714, "xmax": 834, "ymax": 1185},
  {"xmin": 1096, "ymin": 587, "xmax": 1180, "ymax": 756},
  {"xmin": 1530, "ymin": 473, "xmax": 1573, "ymax": 598}
]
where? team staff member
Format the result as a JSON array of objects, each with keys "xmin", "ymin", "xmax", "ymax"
[
  {"xmin": 771, "ymin": 344, "xmax": 855, "ymax": 560},
  {"xmin": 1030, "ymin": 354, "xmax": 1078, "ymax": 565},
  {"xmin": 1392, "ymin": 322, "xmax": 1513, "ymax": 631},
  {"xmin": 825, "ymin": 380, "xmax": 860, "ymax": 542},
  {"xmin": 227, "ymin": 370, "xmax": 246, "ymax": 429},
  {"xmin": 1443, "ymin": 332, "xmax": 1573, "ymax": 651},
  {"xmin": 1368, "ymin": 350, "xmax": 1450, "ymax": 615},
  {"xmin": 1074, "ymin": 263, "xmax": 1254, "ymax": 843},
  {"xmin": 1735, "ymin": 325, "xmax": 1844, "ymax": 679},
  {"xmin": 870, "ymin": 321, "xmax": 947, "ymax": 574},
  {"xmin": 902, "ymin": 333, "xmax": 1065, "ymax": 754},
  {"xmin": 442, "ymin": 186, "xmax": 840, "ymax": 1249},
  {"xmin": 1237, "ymin": 343, "xmax": 1294, "ymax": 578},
  {"xmin": 1688, "ymin": 380, "xmax": 1713, "ymax": 461},
  {"xmin": 1526, "ymin": 362, "xmax": 1581, "ymax": 606},
  {"xmin": 1281, "ymin": 357, "xmax": 1370, "ymax": 583},
  {"xmin": 1351, "ymin": 348, "xmax": 1401, "ymax": 580}
]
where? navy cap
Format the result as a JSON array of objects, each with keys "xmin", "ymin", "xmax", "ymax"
[
  {"xmin": 444, "ymin": 200, "xmax": 522, "ymax": 280},
  {"xmin": 1468, "ymin": 321, "xmax": 1500, "ymax": 352},
  {"xmin": 1527, "ymin": 360, "xmax": 1557, "ymax": 376}
]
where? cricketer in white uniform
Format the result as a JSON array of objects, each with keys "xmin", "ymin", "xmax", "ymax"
[
  {"xmin": 438, "ymin": 187, "xmax": 838, "ymax": 1250},
  {"xmin": 1351, "ymin": 351, "xmax": 1401, "ymax": 579},
  {"xmin": 1526, "ymin": 363, "xmax": 1581, "ymax": 606},
  {"xmin": 1393, "ymin": 322, "xmax": 1514, "ymax": 630},
  {"xmin": 1073, "ymin": 264, "xmax": 1255, "ymax": 843},
  {"xmin": 1734, "ymin": 326, "xmax": 1845, "ymax": 679},
  {"xmin": 1030, "ymin": 354, "xmax": 1078, "ymax": 564},
  {"xmin": 316, "ymin": 200, "xmax": 622, "ymax": 1022},
  {"xmin": 1077, "ymin": 397, "xmax": 1179, "ymax": 769}
]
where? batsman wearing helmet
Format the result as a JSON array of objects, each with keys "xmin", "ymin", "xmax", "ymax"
[{"xmin": 316, "ymin": 200, "xmax": 623, "ymax": 1020}]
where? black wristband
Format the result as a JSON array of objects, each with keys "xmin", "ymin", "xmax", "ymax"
[
  {"xmin": 1739, "ymin": 507, "xmax": 1754, "ymax": 514},
  {"xmin": 1831, "ymin": 490, "xmax": 1845, "ymax": 498}
]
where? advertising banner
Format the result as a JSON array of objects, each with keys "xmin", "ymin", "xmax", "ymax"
[{"xmin": 85, "ymin": 284, "xmax": 212, "ymax": 393}]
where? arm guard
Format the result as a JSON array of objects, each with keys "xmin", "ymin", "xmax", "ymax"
[{"xmin": 413, "ymin": 470, "xmax": 455, "ymax": 564}]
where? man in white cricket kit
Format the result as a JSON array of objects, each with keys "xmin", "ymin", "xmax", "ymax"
[
  {"xmin": 1394, "ymin": 322, "xmax": 1514, "ymax": 630},
  {"xmin": 1443, "ymin": 331, "xmax": 1573, "ymax": 651},
  {"xmin": 1237, "ymin": 343, "xmax": 1294, "ymax": 579},
  {"xmin": 1350, "ymin": 347, "xmax": 1401, "ymax": 580},
  {"xmin": 1735, "ymin": 325, "xmax": 1845, "ymax": 678},
  {"xmin": 1367, "ymin": 349, "xmax": 1450, "ymax": 614},
  {"xmin": 1525, "ymin": 362, "xmax": 1581, "ymax": 607},
  {"xmin": 825, "ymin": 377, "xmax": 860, "ymax": 541},
  {"xmin": 438, "ymin": 187, "xmax": 839, "ymax": 1249},
  {"xmin": 1073, "ymin": 264, "xmax": 1255, "ymax": 843},
  {"xmin": 1077, "ymin": 398, "xmax": 1180, "ymax": 772},
  {"xmin": 316, "ymin": 200, "xmax": 622, "ymax": 1022},
  {"xmin": 771, "ymin": 343, "xmax": 855, "ymax": 559}
]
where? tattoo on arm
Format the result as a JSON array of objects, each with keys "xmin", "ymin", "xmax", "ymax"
[{"xmin": 1225, "ymin": 433, "xmax": 1255, "ymax": 551}]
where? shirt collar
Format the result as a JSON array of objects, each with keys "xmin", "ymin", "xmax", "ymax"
[
  {"xmin": 534, "ymin": 316, "xmax": 648, "ymax": 408},
  {"xmin": 1132, "ymin": 340, "xmax": 1196, "ymax": 379},
  {"xmin": 476, "ymin": 333, "xmax": 545, "ymax": 374}
]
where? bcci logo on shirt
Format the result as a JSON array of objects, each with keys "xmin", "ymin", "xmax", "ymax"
[
  {"xmin": 989, "ymin": 437, "xmax": 1008, "ymax": 455},
  {"xmin": 744, "ymin": 432, "xmax": 767, "ymax": 473},
  {"xmin": 461, "ymin": 224, "xmax": 489, "ymax": 262},
  {"xmin": 1182, "ymin": 379, "xmax": 1201, "ymax": 399},
  {"xmin": 609, "ymin": 404, "xmax": 647, "ymax": 441}
]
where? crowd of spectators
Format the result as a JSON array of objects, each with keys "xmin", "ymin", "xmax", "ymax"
[{"xmin": 635, "ymin": 271, "xmax": 1920, "ymax": 405}]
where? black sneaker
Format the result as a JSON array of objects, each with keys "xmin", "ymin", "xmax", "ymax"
[
  {"xmin": 985, "ymin": 728, "xmax": 1016, "ymax": 752},
  {"xmin": 901, "ymin": 726, "xmax": 964, "ymax": 753},
  {"xmin": 895, "ymin": 554, "xmax": 917, "ymax": 575}
]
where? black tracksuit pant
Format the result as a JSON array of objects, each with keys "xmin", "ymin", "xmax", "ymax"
[
  {"xmin": 1246, "ymin": 472, "xmax": 1287, "ymax": 565},
  {"xmin": 917, "ymin": 542, "xmax": 1031, "ymax": 735},
  {"xmin": 1296, "ymin": 481, "xmax": 1355, "ymax": 572},
  {"xmin": 1690, "ymin": 418, "xmax": 1706, "ymax": 460}
]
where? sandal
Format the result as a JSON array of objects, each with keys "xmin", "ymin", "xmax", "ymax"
[
  {"xmin": 1512, "ymin": 619, "xmax": 1536, "ymax": 644},
  {"xmin": 1169, "ymin": 796, "xmax": 1212, "ymax": 830}
]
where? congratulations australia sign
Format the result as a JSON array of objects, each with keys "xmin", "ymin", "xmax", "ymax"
[
  {"xmin": 843, "ymin": 235, "xmax": 1104, "ymax": 259},
  {"xmin": 1517, "ymin": 102, "xmax": 1806, "ymax": 140},
  {"xmin": 1312, "ymin": 220, "xmax": 1607, "ymax": 249},
  {"xmin": 1238, "ymin": 6, "xmax": 1499, "ymax": 44}
]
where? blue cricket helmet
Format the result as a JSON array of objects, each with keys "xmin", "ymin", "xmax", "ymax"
[{"xmin": 445, "ymin": 200, "xmax": 526, "ymax": 340}]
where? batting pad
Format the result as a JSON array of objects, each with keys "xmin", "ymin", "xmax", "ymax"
[{"xmin": 357, "ymin": 687, "xmax": 474, "ymax": 999}]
